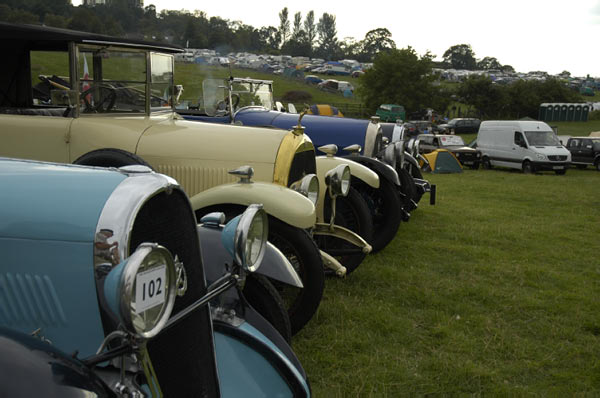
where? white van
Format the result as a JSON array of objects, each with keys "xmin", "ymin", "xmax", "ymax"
[{"xmin": 477, "ymin": 120, "xmax": 571, "ymax": 174}]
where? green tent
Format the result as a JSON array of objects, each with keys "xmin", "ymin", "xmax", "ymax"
[{"xmin": 422, "ymin": 149, "xmax": 463, "ymax": 173}]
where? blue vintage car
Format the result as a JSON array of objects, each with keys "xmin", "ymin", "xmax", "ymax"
[
  {"xmin": 179, "ymin": 77, "xmax": 425, "ymax": 252},
  {"xmin": 0, "ymin": 158, "xmax": 310, "ymax": 397}
]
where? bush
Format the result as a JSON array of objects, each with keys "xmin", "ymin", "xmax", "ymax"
[
  {"xmin": 588, "ymin": 110, "xmax": 600, "ymax": 121},
  {"xmin": 281, "ymin": 90, "xmax": 312, "ymax": 102}
]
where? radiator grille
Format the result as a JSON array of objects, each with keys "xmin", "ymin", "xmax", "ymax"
[
  {"xmin": 548, "ymin": 155, "xmax": 568, "ymax": 161},
  {"xmin": 129, "ymin": 190, "xmax": 219, "ymax": 397},
  {"xmin": 288, "ymin": 150, "xmax": 317, "ymax": 187}
]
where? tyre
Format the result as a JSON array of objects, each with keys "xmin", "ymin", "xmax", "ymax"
[
  {"xmin": 73, "ymin": 148, "xmax": 153, "ymax": 169},
  {"xmin": 266, "ymin": 217, "xmax": 324, "ymax": 335},
  {"xmin": 595, "ymin": 160, "xmax": 600, "ymax": 172},
  {"xmin": 522, "ymin": 160, "xmax": 534, "ymax": 174},
  {"xmin": 482, "ymin": 157, "xmax": 492, "ymax": 169},
  {"xmin": 353, "ymin": 177, "xmax": 402, "ymax": 253},
  {"xmin": 243, "ymin": 274, "xmax": 292, "ymax": 343},
  {"xmin": 398, "ymin": 168, "xmax": 418, "ymax": 211},
  {"xmin": 196, "ymin": 206, "xmax": 325, "ymax": 335},
  {"xmin": 317, "ymin": 187, "xmax": 374, "ymax": 274},
  {"xmin": 402, "ymin": 164, "xmax": 425, "ymax": 205}
]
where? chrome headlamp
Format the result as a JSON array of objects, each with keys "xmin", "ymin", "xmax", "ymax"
[
  {"xmin": 290, "ymin": 174, "xmax": 319, "ymax": 205},
  {"xmin": 104, "ymin": 243, "xmax": 177, "ymax": 339},
  {"xmin": 221, "ymin": 204, "xmax": 268, "ymax": 272},
  {"xmin": 325, "ymin": 164, "xmax": 351, "ymax": 198}
]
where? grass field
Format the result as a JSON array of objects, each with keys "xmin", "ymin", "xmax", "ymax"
[{"xmin": 293, "ymin": 165, "xmax": 600, "ymax": 395}]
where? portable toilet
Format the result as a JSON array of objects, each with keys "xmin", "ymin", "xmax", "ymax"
[
  {"xmin": 574, "ymin": 104, "xmax": 582, "ymax": 121},
  {"xmin": 567, "ymin": 104, "xmax": 575, "ymax": 121},
  {"xmin": 553, "ymin": 104, "xmax": 561, "ymax": 121},
  {"xmin": 582, "ymin": 105, "xmax": 590, "ymax": 121},
  {"xmin": 559, "ymin": 104, "xmax": 568, "ymax": 121}
]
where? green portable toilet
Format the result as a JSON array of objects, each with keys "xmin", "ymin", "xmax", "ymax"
[
  {"xmin": 544, "ymin": 103, "xmax": 554, "ymax": 121},
  {"xmin": 582, "ymin": 105, "xmax": 590, "ymax": 121},
  {"xmin": 553, "ymin": 104, "xmax": 561, "ymax": 122},
  {"xmin": 567, "ymin": 104, "xmax": 575, "ymax": 121},
  {"xmin": 559, "ymin": 104, "xmax": 568, "ymax": 121},
  {"xmin": 538, "ymin": 104, "xmax": 546, "ymax": 121},
  {"xmin": 574, "ymin": 104, "xmax": 582, "ymax": 121}
]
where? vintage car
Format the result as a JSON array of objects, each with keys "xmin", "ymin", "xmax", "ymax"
[
  {"xmin": 0, "ymin": 22, "xmax": 372, "ymax": 333},
  {"xmin": 0, "ymin": 157, "xmax": 310, "ymax": 397},
  {"xmin": 417, "ymin": 134, "xmax": 482, "ymax": 169},
  {"xmin": 179, "ymin": 77, "xmax": 416, "ymax": 253},
  {"xmin": 565, "ymin": 136, "xmax": 600, "ymax": 170}
]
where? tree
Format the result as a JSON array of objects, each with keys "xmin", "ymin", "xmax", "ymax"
[
  {"xmin": 316, "ymin": 12, "xmax": 339, "ymax": 60},
  {"xmin": 358, "ymin": 28, "xmax": 396, "ymax": 62},
  {"xmin": 457, "ymin": 75, "xmax": 507, "ymax": 118},
  {"xmin": 292, "ymin": 11, "xmax": 302, "ymax": 39},
  {"xmin": 278, "ymin": 7, "xmax": 290, "ymax": 47},
  {"xmin": 258, "ymin": 26, "xmax": 281, "ymax": 54},
  {"xmin": 477, "ymin": 56, "xmax": 502, "ymax": 70},
  {"xmin": 303, "ymin": 10, "xmax": 316, "ymax": 51},
  {"xmin": 443, "ymin": 44, "xmax": 477, "ymax": 70},
  {"xmin": 357, "ymin": 47, "xmax": 448, "ymax": 114}
]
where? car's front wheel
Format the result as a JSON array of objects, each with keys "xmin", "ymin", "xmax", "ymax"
[
  {"xmin": 353, "ymin": 178, "xmax": 402, "ymax": 253},
  {"xmin": 482, "ymin": 157, "xmax": 492, "ymax": 169},
  {"xmin": 522, "ymin": 160, "xmax": 534, "ymax": 174},
  {"xmin": 317, "ymin": 187, "xmax": 374, "ymax": 274},
  {"xmin": 243, "ymin": 274, "xmax": 291, "ymax": 343}
]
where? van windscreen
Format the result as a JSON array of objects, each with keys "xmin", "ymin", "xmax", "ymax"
[{"xmin": 524, "ymin": 131, "xmax": 560, "ymax": 146}]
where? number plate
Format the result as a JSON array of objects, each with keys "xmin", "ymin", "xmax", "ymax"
[
  {"xmin": 552, "ymin": 166, "xmax": 563, "ymax": 170},
  {"xmin": 135, "ymin": 266, "xmax": 166, "ymax": 313}
]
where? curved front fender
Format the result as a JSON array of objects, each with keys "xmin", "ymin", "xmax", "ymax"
[
  {"xmin": 344, "ymin": 154, "xmax": 401, "ymax": 186},
  {"xmin": 315, "ymin": 156, "xmax": 379, "ymax": 221},
  {"xmin": 190, "ymin": 182, "xmax": 316, "ymax": 229}
]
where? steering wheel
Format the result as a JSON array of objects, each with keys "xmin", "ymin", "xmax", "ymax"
[
  {"xmin": 215, "ymin": 93, "xmax": 241, "ymax": 115},
  {"xmin": 80, "ymin": 84, "xmax": 117, "ymax": 113}
]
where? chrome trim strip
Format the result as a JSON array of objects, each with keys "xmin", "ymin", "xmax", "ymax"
[{"xmin": 94, "ymin": 172, "xmax": 180, "ymax": 271}]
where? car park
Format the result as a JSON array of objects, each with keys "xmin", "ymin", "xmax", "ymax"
[
  {"xmin": 0, "ymin": 157, "xmax": 310, "ymax": 397},
  {"xmin": 565, "ymin": 136, "xmax": 600, "ymax": 170},
  {"xmin": 438, "ymin": 118, "xmax": 481, "ymax": 134},
  {"xmin": 179, "ymin": 77, "xmax": 423, "ymax": 253},
  {"xmin": 0, "ymin": 22, "xmax": 350, "ymax": 334},
  {"xmin": 477, "ymin": 120, "xmax": 571, "ymax": 174},
  {"xmin": 417, "ymin": 134, "xmax": 482, "ymax": 169}
]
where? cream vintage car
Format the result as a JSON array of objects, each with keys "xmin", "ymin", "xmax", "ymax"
[{"xmin": 0, "ymin": 22, "xmax": 374, "ymax": 334}]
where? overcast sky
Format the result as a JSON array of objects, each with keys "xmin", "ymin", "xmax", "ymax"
[{"xmin": 76, "ymin": 0, "xmax": 600, "ymax": 77}]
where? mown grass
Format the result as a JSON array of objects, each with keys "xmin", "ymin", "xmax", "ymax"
[{"xmin": 293, "ymin": 167, "xmax": 600, "ymax": 395}]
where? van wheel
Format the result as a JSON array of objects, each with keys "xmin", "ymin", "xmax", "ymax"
[
  {"xmin": 595, "ymin": 159, "xmax": 600, "ymax": 171},
  {"xmin": 482, "ymin": 157, "xmax": 492, "ymax": 169},
  {"xmin": 522, "ymin": 160, "xmax": 534, "ymax": 174}
]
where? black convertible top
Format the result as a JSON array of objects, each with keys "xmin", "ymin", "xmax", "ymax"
[{"xmin": 0, "ymin": 22, "xmax": 183, "ymax": 53}]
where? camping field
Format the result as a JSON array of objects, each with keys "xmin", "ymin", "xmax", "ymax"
[{"xmin": 293, "ymin": 164, "xmax": 600, "ymax": 396}]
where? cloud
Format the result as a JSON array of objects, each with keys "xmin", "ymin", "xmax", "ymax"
[{"xmin": 593, "ymin": 1, "xmax": 600, "ymax": 21}]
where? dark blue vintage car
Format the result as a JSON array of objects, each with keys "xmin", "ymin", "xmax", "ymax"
[
  {"xmin": 0, "ymin": 158, "xmax": 310, "ymax": 397},
  {"xmin": 179, "ymin": 78, "xmax": 435, "ymax": 252}
]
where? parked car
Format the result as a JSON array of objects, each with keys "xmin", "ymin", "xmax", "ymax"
[
  {"xmin": 477, "ymin": 120, "xmax": 571, "ymax": 174},
  {"xmin": 417, "ymin": 134, "xmax": 482, "ymax": 169},
  {"xmin": 180, "ymin": 77, "xmax": 421, "ymax": 253},
  {"xmin": 376, "ymin": 104, "xmax": 406, "ymax": 122},
  {"xmin": 438, "ymin": 118, "xmax": 481, "ymax": 134},
  {"xmin": 0, "ymin": 157, "xmax": 310, "ymax": 397},
  {"xmin": 565, "ymin": 136, "xmax": 600, "ymax": 170},
  {"xmin": 0, "ymin": 22, "xmax": 329, "ymax": 334}
]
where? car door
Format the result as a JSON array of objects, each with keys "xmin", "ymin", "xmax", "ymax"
[
  {"xmin": 579, "ymin": 139, "xmax": 595, "ymax": 164},
  {"xmin": 567, "ymin": 139, "xmax": 582, "ymax": 163},
  {"xmin": 0, "ymin": 114, "xmax": 72, "ymax": 163},
  {"xmin": 511, "ymin": 131, "xmax": 528, "ymax": 167}
]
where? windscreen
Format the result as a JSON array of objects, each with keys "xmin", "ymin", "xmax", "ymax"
[
  {"xmin": 202, "ymin": 78, "xmax": 273, "ymax": 116},
  {"xmin": 524, "ymin": 131, "xmax": 560, "ymax": 146}
]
